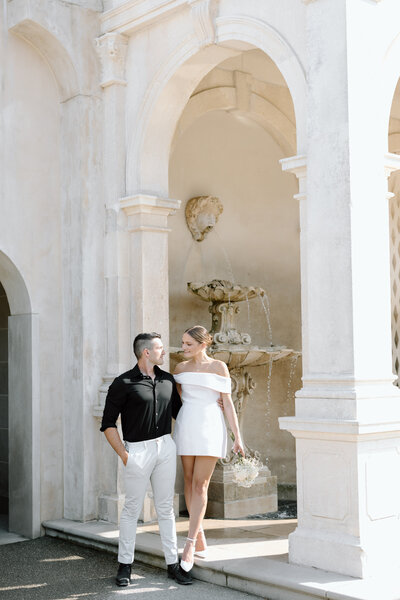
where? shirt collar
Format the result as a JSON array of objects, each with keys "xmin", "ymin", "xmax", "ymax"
[{"xmin": 131, "ymin": 363, "xmax": 162, "ymax": 380}]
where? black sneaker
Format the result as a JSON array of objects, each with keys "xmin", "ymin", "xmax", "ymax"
[
  {"xmin": 167, "ymin": 562, "xmax": 193, "ymax": 585},
  {"xmin": 116, "ymin": 562, "xmax": 131, "ymax": 586}
]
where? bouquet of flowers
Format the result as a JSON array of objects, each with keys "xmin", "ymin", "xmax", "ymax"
[{"xmin": 231, "ymin": 453, "xmax": 261, "ymax": 488}]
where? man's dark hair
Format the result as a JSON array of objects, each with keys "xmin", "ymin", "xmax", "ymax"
[{"xmin": 133, "ymin": 332, "xmax": 161, "ymax": 359}]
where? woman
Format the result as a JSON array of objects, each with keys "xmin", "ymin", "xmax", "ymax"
[{"xmin": 173, "ymin": 326, "xmax": 245, "ymax": 572}]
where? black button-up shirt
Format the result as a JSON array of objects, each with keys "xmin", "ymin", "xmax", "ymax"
[{"xmin": 100, "ymin": 364, "xmax": 182, "ymax": 442}]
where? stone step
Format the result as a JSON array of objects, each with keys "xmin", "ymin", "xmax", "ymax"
[{"xmin": 42, "ymin": 518, "xmax": 400, "ymax": 600}]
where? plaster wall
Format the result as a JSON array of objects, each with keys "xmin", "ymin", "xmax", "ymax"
[
  {"xmin": 169, "ymin": 107, "xmax": 301, "ymax": 500},
  {"xmin": 1, "ymin": 30, "xmax": 63, "ymax": 523}
]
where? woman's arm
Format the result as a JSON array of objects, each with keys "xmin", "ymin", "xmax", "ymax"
[
  {"xmin": 212, "ymin": 360, "xmax": 245, "ymax": 455},
  {"xmin": 221, "ymin": 393, "xmax": 245, "ymax": 456}
]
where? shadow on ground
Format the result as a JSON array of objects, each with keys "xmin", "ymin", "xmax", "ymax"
[{"xmin": 0, "ymin": 537, "xmax": 259, "ymax": 600}]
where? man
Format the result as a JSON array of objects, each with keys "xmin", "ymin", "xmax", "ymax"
[{"xmin": 100, "ymin": 332, "xmax": 192, "ymax": 586}]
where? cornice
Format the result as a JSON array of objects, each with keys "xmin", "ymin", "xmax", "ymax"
[{"xmin": 101, "ymin": 0, "xmax": 187, "ymax": 34}]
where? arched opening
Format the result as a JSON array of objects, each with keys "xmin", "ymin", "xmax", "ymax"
[
  {"xmin": 127, "ymin": 18, "xmax": 306, "ymax": 197},
  {"xmin": 167, "ymin": 47, "xmax": 302, "ymax": 516},
  {"xmin": 0, "ymin": 252, "xmax": 39, "ymax": 539},
  {"xmin": 388, "ymin": 81, "xmax": 400, "ymax": 384},
  {"xmin": 0, "ymin": 283, "xmax": 10, "ymax": 523}
]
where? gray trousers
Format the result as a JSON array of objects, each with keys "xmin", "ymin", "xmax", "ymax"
[{"xmin": 118, "ymin": 433, "xmax": 178, "ymax": 565}]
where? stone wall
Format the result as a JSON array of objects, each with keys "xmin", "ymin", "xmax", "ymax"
[{"xmin": 0, "ymin": 283, "xmax": 10, "ymax": 515}]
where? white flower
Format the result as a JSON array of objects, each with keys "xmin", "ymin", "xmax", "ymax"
[{"xmin": 232, "ymin": 455, "xmax": 261, "ymax": 488}]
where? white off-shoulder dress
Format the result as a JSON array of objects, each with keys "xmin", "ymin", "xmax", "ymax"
[{"xmin": 173, "ymin": 372, "xmax": 231, "ymax": 457}]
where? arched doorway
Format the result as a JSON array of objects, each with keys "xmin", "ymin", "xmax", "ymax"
[
  {"xmin": 0, "ymin": 251, "xmax": 40, "ymax": 539},
  {"xmin": 0, "ymin": 283, "xmax": 10, "ymax": 522},
  {"xmin": 386, "ymin": 62, "xmax": 400, "ymax": 384},
  {"xmin": 167, "ymin": 47, "xmax": 302, "ymax": 514}
]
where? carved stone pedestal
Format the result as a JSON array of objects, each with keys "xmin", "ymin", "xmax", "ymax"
[{"xmin": 206, "ymin": 463, "xmax": 277, "ymax": 519}]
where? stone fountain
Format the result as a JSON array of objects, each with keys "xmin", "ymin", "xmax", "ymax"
[{"xmin": 170, "ymin": 278, "xmax": 297, "ymax": 518}]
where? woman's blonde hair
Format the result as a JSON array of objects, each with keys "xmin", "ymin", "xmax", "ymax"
[{"xmin": 185, "ymin": 325, "xmax": 212, "ymax": 347}]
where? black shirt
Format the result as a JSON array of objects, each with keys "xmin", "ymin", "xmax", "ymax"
[{"xmin": 100, "ymin": 364, "xmax": 182, "ymax": 442}]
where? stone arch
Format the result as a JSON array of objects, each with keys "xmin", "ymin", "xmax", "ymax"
[
  {"xmin": 0, "ymin": 252, "xmax": 40, "ymax": 538},
  {"xmin": 176, "ymin": 87, "xmax": 296, "ymax": 156},
  {"xmin": 127, "ymin": 14, "xmax": 306, "ymax": 197},
  {"xmin": 0, "ymin": 252, "xmax": 31, "ymax": 316},
  {"xmin": 383, "ymin": 31, "xmax": 400, "ymax": 139},
  {"xmin": 9, "ymin": 18, "xmax": 79, "ymax": 102}
]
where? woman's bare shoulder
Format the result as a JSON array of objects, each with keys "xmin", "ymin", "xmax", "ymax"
[
  {"xmin": 209, "ymin": 360, "xmax": 229, "ymax": 378},
  {"xmin": 173, "ymin": 361, "xmax": 189, "ymax": 375}
]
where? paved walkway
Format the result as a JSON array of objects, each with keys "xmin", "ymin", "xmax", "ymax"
[
  {"xmin": 42, "ymin": 517, "xmax": 400, "ymax": 600},
  {"xmin": 0, "ymin": 536, "xmax": 261, "ymax": 600}
]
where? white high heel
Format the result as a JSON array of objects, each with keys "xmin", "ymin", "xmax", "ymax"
[
  {"xmin": 194, "ymin": 527, "xmax": 208, "ymax": 558},
  {"xmin": 180, "ymin": 537, "xmax": 195, "ymax": 572}
]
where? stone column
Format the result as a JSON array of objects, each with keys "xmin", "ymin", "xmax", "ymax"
[
  {"xmin": 94, "ymin": 33, "xmax": 130, "ymax": 524},
  {"xmin": 119, "ymin": 194, "xmax": 181, "ymax": 520},
  {"xmin": 61, "ymin": 92, "xmax": 104, "ymax": 523},
  {"xmin": 95, "ymin": 32, "xmax": 130, "ymax": 402},
  {"xmin": 120, "ymin": 194, "xmax": 181, "ymax": 355},
  {"xmin": 280, "ymin": 0, "xmax": 400, "ymax": 579}
]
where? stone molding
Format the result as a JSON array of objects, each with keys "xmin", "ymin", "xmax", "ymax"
[
  {"xmin": 8, "ymin": 13, "xmax": 79, "ymax": 101},
  {"xmin": 101, "ymin": 0, "xmax": 188, "ymax": 34},
  {"xmin": 279, "ymin": 416, "xmax": 400, "ymax": 439},
  {"xmin": 280, "ymin": 155, "xmax": 307, "ymax": 201},
  {"xmin": 188, "ymin": 0, "xmax": 216, "ymax": 47},
  {"xmin": 384, "ymin": 152, "xmax": 400, "ymax": 178},
  {"xmin": 101, "ymin": 0, "xmax": 216, "ymax": 49},
  {"xmin": 95, "ymin": 32, "xmax": 128, "ymax": 88},
  {"xmin": 120, "ymin": 194, "xmax": 181, "ymax": 233},
  {"xmin": 179, "ymin": 79, "xmax": 296, "ymax": 155},
  {"xmin": 120, "ymin": 194, "xmax": 181, "ymax": 216},
  {"xmin": 280, "ymin": 154, "xmax": 307, "ymax": 178},
  {"xmin": 384, "ymin": 153, "xmax": 400, "ymax": 201}
]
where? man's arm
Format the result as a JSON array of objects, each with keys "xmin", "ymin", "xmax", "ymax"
[
  {"xmin": 100, "ymin": 377, "xmax": 128, "ymax": 464},
  {"xmin": 104, "ymin": 427, "xmax": 129, "ymax": 466},
  {"xmin": 171, "ymin": 379, "xmax": 182, "ymax": 420}
]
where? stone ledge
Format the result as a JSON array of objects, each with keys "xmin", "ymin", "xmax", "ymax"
[{"xmin": 42, "ymin": 518, "xmax": 400, "ymax": 600}]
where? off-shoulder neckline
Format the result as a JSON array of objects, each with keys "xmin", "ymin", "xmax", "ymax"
[{"xmin": 174, "ymin": 371, "xmax": 229, "ymax": 379}]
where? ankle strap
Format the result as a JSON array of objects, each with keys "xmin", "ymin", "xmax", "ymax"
[{"xmin": 186, "ymin": 536, "xmax": 196, "ymax": 543}]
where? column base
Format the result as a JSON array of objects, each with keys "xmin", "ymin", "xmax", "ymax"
[
  {"xmin": 140, "ymin": 490, "xmax": 180, "ymax": 523},
  {"xmin": 98, "ymin": 490, "xmax": 180, "ymax": 524},
  {"xmin": 98, "ymin": 493, "xmax": 125, "ymax": 524},
  {"xmin": 280, "ymin": 413, "xmax": 400, "ymax": 579},
  {"xmin": 289, "ymin": 527, "xmax": 400, "ymax": 579}
]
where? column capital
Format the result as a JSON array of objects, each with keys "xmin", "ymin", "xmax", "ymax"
[
  {"xmin": 120, "ymin": 194, "xmax": 181, "ymax": 233},
  {"xmin": 95, "ymin": 32, "xmax": 128, "ymax": 88},
  {"xmin": 120, "ymin": 194, "xmax": 181, "ymax": 216}
]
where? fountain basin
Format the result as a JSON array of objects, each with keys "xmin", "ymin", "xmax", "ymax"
[
  {"xmin": 188, "ymin": 279, "xmax": 265, "ymax": 303},
  {"xmin": 170, "ymin": 345, "xmax": 295, "ymax": 370}
]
